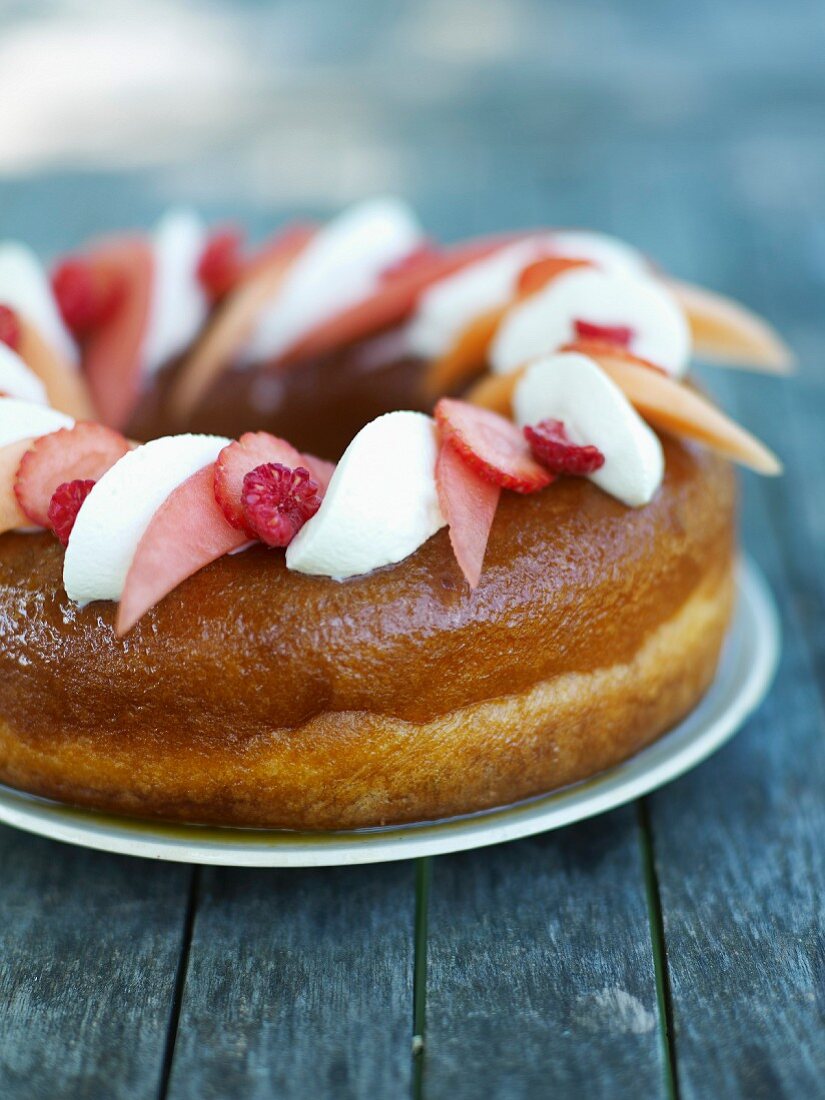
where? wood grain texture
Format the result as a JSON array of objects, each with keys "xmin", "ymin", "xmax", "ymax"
[
  {"xmin": 0, "ymin": 829, "xmax": 191, "ymax": 1100},
  {"xmin": 165, "ymin": 863, "xmax": 414, "ymax": 1100},
  {"xmin": 422, "ymin": 814, "xmax": 668, "ymax": 1099}
]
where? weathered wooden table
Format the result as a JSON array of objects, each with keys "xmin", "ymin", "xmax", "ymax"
[{"xmin": 1, "ymin": 1, "xmax": 823, "ymax": 1096}]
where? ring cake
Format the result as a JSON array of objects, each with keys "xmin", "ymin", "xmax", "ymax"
[{"xmin": 0, "ymin": 199, "xmax": 788, "ymax": 828}]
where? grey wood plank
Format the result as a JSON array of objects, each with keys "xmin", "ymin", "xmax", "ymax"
[
  {"xmin": 0, "ymin": 829, "xmax": 191, "ymax": 1100},
  {"xmin": 423, "ymin": 811, "xmax": 668, "ymax": 1100},
  {"xmin": 624, "ymin": 187, "xmax": 825, "ymax": 1097},
  {"xmin": 166, "ymin": 862, "xmax": 415, "ymax": 1100}
]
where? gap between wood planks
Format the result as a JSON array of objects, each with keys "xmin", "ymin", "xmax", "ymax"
[
  {"xmin": 637, "ymin": 800, "xmax": 680, "ymax": 1100},
  {"xmin": 157, "ymin": 865, "xmax": 200, "ymax": 1100}
]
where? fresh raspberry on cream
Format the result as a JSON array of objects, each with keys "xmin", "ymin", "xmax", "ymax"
[
  {"xmin": 492, "ymin": 267, "xmax": 690, "ymax": 378},
  {"xmin": 240, "ymin": 197, "xmax": 423, "ymax": 366},
  {"xmin": 286, "ymin": 411, "xmax": 445, "ymax": 579},
  {"xmin": 513, "ymin": 353, "xmax": 664, "ymax": 507},
  {"xmin": 64, "ymin": 433, "xmax": 229, "ymax": 605},
  {"xmin": 0, "ymin": 242, "xmax": 78, "ymax": 366},
  {"xmin": 0, "ymin": 343, "xmax": 48, "ymax": 405}
]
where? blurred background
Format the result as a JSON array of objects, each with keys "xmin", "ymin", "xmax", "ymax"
[{"xmin": 1, "ymin": 0, "xmax": 822, "ymax": 335}]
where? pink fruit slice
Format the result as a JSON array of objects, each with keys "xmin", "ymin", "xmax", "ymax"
[
  {"xmin": 436, "ymin": 438, "xmax": 500, "ymax": 588},
  {"xmin": 665, "ymin": 278, "xmax": 794, "ymax": 373},
  {"xmin": 0, "ymin": 438, "xmax": 35, "ymax": 532},
  {"xmin": 17, "ymin": 317, "xmax": 95, "ymax": 419},
  {"xmin": 169, "ymin": 225, "xmax": 316, "ymax": 421},
  {"xmin": 278, "ymin": 234, "xmax": 527, "ymax": 366},
  {"xmin": 116, "ymin": 463, "xmax": 247, "ymax": 636},
  {"xmin": 14, "ymin": 422, "xmax": 131, "ymax": 527},
  {"xmin": 81, "ymin": 236, "xmax": 154, "ymax": 429},
  {"xmin": 434, "ymin": 397, "xmax": 552, "ymax": 493}
]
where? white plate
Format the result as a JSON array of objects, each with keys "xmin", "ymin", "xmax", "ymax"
[{"xmin": 0, "ymin": 557, "xmax": 779, "ymax": 866}]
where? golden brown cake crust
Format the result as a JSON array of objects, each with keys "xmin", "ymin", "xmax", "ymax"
[{"xmin": 0, "ymin": 434, "xmax": 736, "ymax": 828}]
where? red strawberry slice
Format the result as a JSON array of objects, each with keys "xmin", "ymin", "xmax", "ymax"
[
  {"xmin": 0, "ymin": 438, "xmax": 35, "ymax": 533},
  {"xmin": 436, "ymin": 439, "xmax": 500, "ymax": 588},
  {"xmin": 116, "ymin": 463, "xmax": 248, "ymax": 636},
  {"xmin": 81, "ymin": 236, "xmax": 154, "ymax": 430},
  {"xmin": 213, "ymin": 431, "xmax": 333, "ymax": 534},
  {"xmin": 434, "ymin": 398, "xmax": 553, "ymax": 494},
  {"xmin": 14, "ymin": 422, "xmax": 131, "ymax": 527},
  {"xmin": 278, "ymin": 234, "xmax": 528, "ymax": 366}
]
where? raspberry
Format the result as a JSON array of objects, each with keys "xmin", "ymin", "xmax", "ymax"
[
  {"xmin": 196, "ymin": 228, "xmax": 246, "ymax": 303},
  {"xmin": 434, "ymin": 397, "xmax": 552, "ymax": 494},
  {"xmin": 573, "ymin": 319, "xmax": 634, "ymax": 347},
  {"xmin": 47, "ymin": 479, "xmax": 96, "ymax": 547},
  {"xmin": 0, "ymin": 305, "xmax": 21, "ymax": 351},
  {"xmin": 51, "ymin": 258, "xmax": 122, "ymax": 337},
  {"xmin": 241, "ymin": 463, "xmax": 321, "ymax": 547},
  {"xmin": 524, "ymin": 419, "xmax": 605, "ymax": 476}
]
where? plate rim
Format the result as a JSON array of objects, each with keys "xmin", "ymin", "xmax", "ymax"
[{"xmin": 0, "ymin": 555, "xmax": 780, "ymax": 866}]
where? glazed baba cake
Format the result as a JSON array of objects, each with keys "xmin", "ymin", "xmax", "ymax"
[{"xmin": 0, "ymin": 199, "xmax": 789, "ymax": 829}]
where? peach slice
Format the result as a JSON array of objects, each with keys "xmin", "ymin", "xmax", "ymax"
[
  {"xmin": 425, "ymin": 305, "xmax": 508, "ymax": 397},
  {"xmin": 591, "ymin": 352, "xmax": 781, "ymax": 473},
  {"xmin": 665, "ymin": 278, "xmax": 794, "ymax": 373},
  {"xmin": 468, "ymin": 353, "xmax": 780, "ymax": 474},
  {"xmin": 169, "ymin": 225, "xmax": 315, "ymax": 422},
  {"xmin": 424, "ymin": 257, "xmax": 591, "ymax": 398},
  {"xmin": 17, "ymin": 319, "xmax": 94, "ymax": 420},
  {"xmin": 436, "ymin": 438, "xmax": 500, "ymax": 588},
  {"xmin": 81, "ymin": 236, "xmax": 154, "ymax": 429},
  {"xmin": 0, "ymin": 438, "xmax": 35, "ymax": 532},
  {"xmin": 116, "ymin": 463, "xmax": 248, "ymax": 636}
]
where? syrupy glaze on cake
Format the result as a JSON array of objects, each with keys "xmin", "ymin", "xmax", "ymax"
[{"xmin": 0, "ymin": 436, "xmax": 733, "ymax": 736}]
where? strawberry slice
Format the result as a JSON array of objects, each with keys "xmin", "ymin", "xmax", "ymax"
[
  {"xmin": 436, "ymin": 439, "xmax": 500, "ymax": 588},
  {"xmin": 0, "ymin": 305, "xmax": 21, "ymax": 351},
  {"xmin": 116, "ymin": 463, "xmax": 248, "ymax": 636},
  {"xmin": 196, "ymin": 227, "xmax": 246, "ymax": 304},
  {"xmin": 214, "ymin": 431, "xmax": 332, "ymax": 533},
  {"xmin": 0, "ymin": 438, "xmax": 35, "ymax": 533},
  {"xmin": 14, "ymin": 422, "xmax": 131, "ymax": 527},
  {"xmin": 169, "ymin": 224, "xmax": 315, "ymax": 422},
  {"xmin": 81, "ymin": 236, "xmax": 154, "ymax": 430},
  {"xmin": 16, "ymin": 316, "xmax": 95, "ymax": 419},
  {"xmin": 278, "ymin": 234, "xmax": 526, "ymax": 366},
  {"xmin": 434, "ymin": 397, "xmax": 552, "ymax": 494}
]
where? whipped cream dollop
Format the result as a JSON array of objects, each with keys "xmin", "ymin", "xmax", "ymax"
[
  {"xmin": 64, "ymin": 433, "xmax": 228, "ymax": 605},
  {"xmin": 406, "ymin": 230, "xmax": 651, "ymax": 360},
  {"xmin": 141, "ymin": 207, "xmax": 209, "ymax": 376},
  {"xmin": 287, "ymin": 410, "xmax": 445, "ymax": 579},
  {"xmin": 514, "ymin": 353, "xmax": 664, "ymax": 507},
  {"xmin": 0, "ymin": 397, "xmax": 73, "ymax": 448},
  {"xmin": 491, "ymin": 267, "xmax": 690, "ymax": 378},
  {"xmin": 0, "ymin": 241, "xmax": 78, "ymax": 365},
  {"xmin": 240, "ymin": 197, "xmax": 423, "ymax": 366},
  {"xmin": 0, "ymin": 344, "xmax": 48, "ymax": 404}
]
